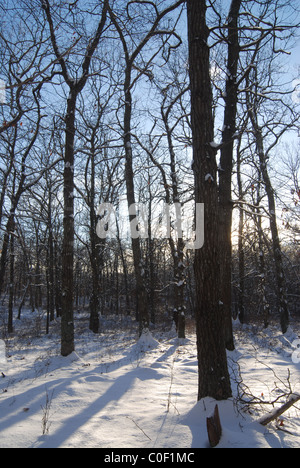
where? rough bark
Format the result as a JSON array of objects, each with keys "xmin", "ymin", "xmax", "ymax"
[
  {"xmin": 207, "ymin": 404, "xmax": 222, "ymax": 448},
  {"xmin": 187, "ymin": 0, "xmax": 232, "ymax": 401},
  {"xmin": 8, "ymin": 229, "xmax": 15, "ymax": 334},
  {"xmin": 61, "ymin": 92, "xmax": 76, "ymax": 356},
  {"xmin": 219, "ymin": 0, "xmax": 242, "ymax": 351}
]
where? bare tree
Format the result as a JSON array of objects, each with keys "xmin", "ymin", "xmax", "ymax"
[
  {"xmin": 133, "ymin": 61, "xmax": 191, "ymax": 337},
  {"xmin": 0, "ymin": 84, "xmax": 44, "ymax": 298},
  {"xmin": 245, "ymin": 78, "xmax": 295, "ymax": 333},
  {"xmin": 108, "ymin": 0, "xmax": 184, "ymax": 335},
  {"xmin": 218, "ymin": 0, "xmax": 242, "ymax": 351},
  {"xmin": 187, "ymin": 0, "xmax": 232, "ymax": 400},
  {"xmin": 210, "ymin": 0, "xmax": 299, "ymax": 344},
  {"xmin": 76, "ymin": 76, "xmax": 122, "ymax": 333},
  {"xmin": 41, "ymin": 0, "xmax": 109, "ymax": 355}
]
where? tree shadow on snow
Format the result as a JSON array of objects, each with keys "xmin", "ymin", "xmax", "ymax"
[{"xmin": 0, "ymin": 343, "xmax": 165, "ymax": 448}]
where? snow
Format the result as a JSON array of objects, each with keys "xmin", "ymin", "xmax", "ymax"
[
  {"xmin": 205, "ymin": 174, "xmax": 214, "ymax": 183},
  {"xmin": 176, "ymin": 280, "xmax": 185, "ymax": 287},
  {"xmin": 0, "ymin": 340, "xmax": 6, "ymax": 365},
  {"xmin": 0, "ymin": 312, "xmax": 300, "ymax": 448},
  {"xmin": 181, "ymin": 398, "xmax": 270, "ymax": 449},
  {"xmin": 136, "ymin": 329, "xmax": 159, "ymax": 352}
]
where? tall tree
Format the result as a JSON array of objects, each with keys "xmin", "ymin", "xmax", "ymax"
[
  {"xmin": 41, "ymin": 0, "xmax": 109, "ymax": 356},
  {"xmin": 109, "ymin": 0, "xmax": 184, "ymax": 335},
  {"xmin": 218, "ymin": 0, "xmax": 242, "ymax": 351},
  {"xmin": 187, "ymin": 0, "xmax": 232, "ymax": 400},
  {"xmin": 0, "ymin": 85, "xmax": 43, "ymax": 297},
  {"xmin": 247, "ymin": 87, "xmax": 290, "ymax": 333},
  {"xmin": 241, "ymin": 13, "xmax": 299, "ymax": 331},
  {"xmin": 214, "ymin": 0, "xmax": 299, "ymax": 344}
]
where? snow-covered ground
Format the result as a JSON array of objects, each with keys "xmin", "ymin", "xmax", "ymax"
[{"xmin": 0, "ymin": 312, "xmax": 299, "ymax": 448}]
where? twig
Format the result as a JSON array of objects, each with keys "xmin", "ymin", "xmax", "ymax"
[
  {"xmin": 258, "ymin": 393, "xmax": 300, "ymax": 426},
  {"xmin": 126, "ymin": 416, "xmax": 152, "ymax": 441},
  {"xmin": 41, "ymin": 388, "xmax": 54, "ymax": 435},
  {"xmin": 229, "ymin": 353, "xmax": 296, "ymax": 412}
]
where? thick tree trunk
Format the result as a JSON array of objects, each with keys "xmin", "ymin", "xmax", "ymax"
[
  {"xmin": 61, "ymin": 93, "xmax": 76, "ymax": 357},
  {"xmin": 219, "ymin": 0, "xmax": 242, "ymax": 351},
  {"xmin": 187, "ymin": 0, "xmax": 232, "ymax": 401},
  {"xmin": 8, "ymin": 229, "xmax": 15, "ymax": 334}
]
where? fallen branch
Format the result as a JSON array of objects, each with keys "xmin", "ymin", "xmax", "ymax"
[{"xmin": 258, "ymin": 393, "xmax": 300, "ymax": 427}]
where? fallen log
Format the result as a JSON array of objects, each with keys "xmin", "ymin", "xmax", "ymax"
[
  {"xmin": 207, "ymin": 404, "xmax": 222, "ymax": 448},
  {"xmin": 258, "ymin": 393, "xmax": 300, "ymax": 427}
]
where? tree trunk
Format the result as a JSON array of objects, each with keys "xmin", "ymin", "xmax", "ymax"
[
  {"xmin": 0, "ymin": 213, "xmax": 15, "ymax": 296},
  {"xmin": 176, "ymin": 242, "xmax": 186, "ymax": 340},
  {"xmin": 54, "ymin": 238, "xmax": 62, "ymax": 318},
  {"xmin": 88, "ymin": 137, "xmax": 101, "ymax": 334},
  {"xmin": 124, "ymin": 71, "xmax": 149, "ymax": 335},
  {"xmin": 171, "ymin": 237, "xmax": 186, "ymax": 340},
  {"xmin": 219, "ymin": 0, "xmax": 242, "ymax": 351},
  {"xmin": 116, "ymin": 218, "xmax": 130, "ymax": 314},
  {"xmin": 187, "ymin": 0, "xmax": 232, "ymax": 401},
  {"xmin": 8, "ymin": 229, "xmax": 15, "ymax": 334},
  {"xmin": 61, "ymin": 92, "xmax": 76, "ymax": 356},
  {"xmin": 147, "ymin": 184, "xmax": 156, "ymax": 325},
  {"xmin": 236, "ymin": 141, "xmax": 245, "ymax": 324},
  {"xmin": 42, "ymin": 0, "xmax": 109, "ymax": 354},
  {"xmin": 207, "ymin": 404, "xmax": 222, "ymax": 448},
  {"xmin": 255, "ymin": 177, "xmax": 271, "ymax": 328},
  {"xmin": 248, "ymin": 108, "xmax": 289, "ymax": 334},
  {"xmin": 166, "ymin": 113, "xmax": 186, "ymax": 339},
  {"xmin": 48, "ymin": 195, "xmax": 55, "ymax": 323}
]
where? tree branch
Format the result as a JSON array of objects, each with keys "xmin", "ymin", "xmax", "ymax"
[{"xmin": 258, "ymin": 393, "xmax": 300, "ymax": 426}]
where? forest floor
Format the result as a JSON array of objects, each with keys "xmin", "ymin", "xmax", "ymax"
[{"xmin": 0, "ymin": 310, "xmax": 300, "ymax": 448}]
